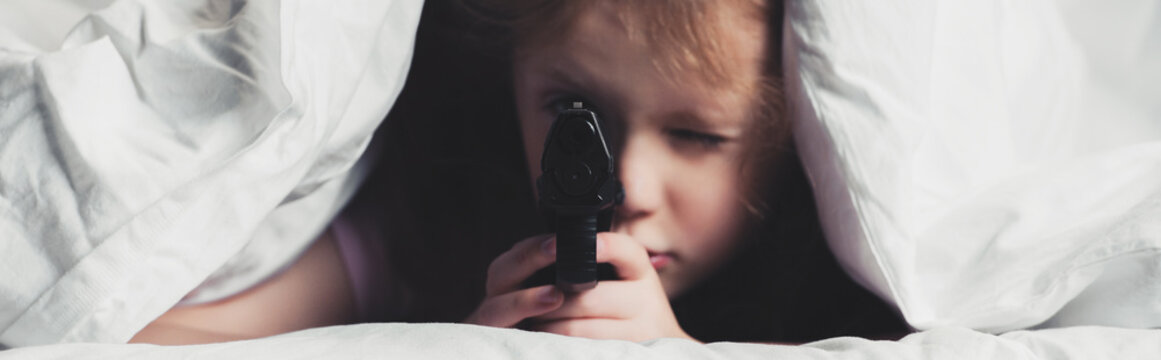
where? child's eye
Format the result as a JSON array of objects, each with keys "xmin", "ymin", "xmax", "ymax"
[{"xmin": 666, "ymin": 128, "xmax": 728, "ymax": 149}]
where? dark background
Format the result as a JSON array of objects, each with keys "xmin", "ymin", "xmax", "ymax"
[{"xmin": 345, "ymin": 1, "xmax": 909, "ymax": 343}]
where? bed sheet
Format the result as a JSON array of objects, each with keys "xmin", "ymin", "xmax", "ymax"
[{"xmin": 2, "ymin": 324, "xmax": 1158, "ymax": 360}]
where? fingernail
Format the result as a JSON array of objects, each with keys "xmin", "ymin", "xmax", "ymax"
[
  {"xmin": 541, "ymin": 237, "xmax": 555, "ymax": 255},
  {"xmin": 538, "ymin": 286, "xmax": 560, "ymax": 304}
]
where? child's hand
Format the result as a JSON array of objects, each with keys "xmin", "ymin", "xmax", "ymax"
[
  {"xmin": 465, "ymin": 233, "xmax": 693, "ymax": 342},
  {"xmin": 465, "ymin": 234, "xmax": 566, "ymax": 327},
  {"xmin": 526, "ymin": 233, "xmax": 692, "ymax": 342}
]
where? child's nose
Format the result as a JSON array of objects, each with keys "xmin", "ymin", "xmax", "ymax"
[{"xmin": 613, "ymin": 134, "xmax": 663, "ymax": 227}]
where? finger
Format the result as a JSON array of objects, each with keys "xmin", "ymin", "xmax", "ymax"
[
  {"xmin": 465, "ymin": 285, "xmax": 564, "ymax": 328},
  {"xmin": 533, "ymin": 281, "xmax": 650, "ymax": 321},
  {"xmin": 594, "ymin": 233, "xmax": 653, "ymax": 281},
  {"xmin": 486, "ymin": 234, "xmax": 557, "ymax": 296}
]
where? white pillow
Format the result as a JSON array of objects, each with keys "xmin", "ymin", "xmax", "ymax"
[
  {"xmin": 0, "ymin": 0, "xmax": 422, "ymax": 345},
  {"xmin": 785, "ymin": 0, "xmax": 1161, "ymax": 332}
]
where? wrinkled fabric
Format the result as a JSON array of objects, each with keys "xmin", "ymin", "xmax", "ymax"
[
  {"xmin": 785, "ymin": 0, "xmax": 1161, "ymax": 332},
  {"xmin": 2, "ymin": 323, "xmax": 1159, "ymax": 360},
  {"xmin": 0, "ymin": 0, "xmax": 423, "ymax": 346}
]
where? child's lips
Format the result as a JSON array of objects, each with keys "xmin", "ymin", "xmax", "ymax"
[{"xmin": 647, "ymin": 251, "xmax": 673, "ymax": 270}]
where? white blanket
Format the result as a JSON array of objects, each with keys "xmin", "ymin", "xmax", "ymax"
[
  {"xmin": 0, "ymin": 0, "xmax": 422, "ymax": 345},
  {"xmin": 786, "ymin": 0, "xmax": 1161, "ymax": 332},
  {"xmin": 2, "ymin": 324, "xmax": 1158, "ymax": 359}
]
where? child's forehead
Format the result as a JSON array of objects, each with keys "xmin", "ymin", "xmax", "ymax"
[{"xmin": 516, "ymin": 0, "xmax": 770, "ymax": 90}]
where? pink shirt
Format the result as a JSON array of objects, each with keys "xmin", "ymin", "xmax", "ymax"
[{"xmin": 331, "ymin": 215, "xmax": 413, "ymax": 322}]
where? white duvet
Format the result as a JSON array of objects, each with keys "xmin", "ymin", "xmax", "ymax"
[
  {"xmin": 786, "ymin": 0, "xmax": 1161, "ymax": 333},
  {"xmin": 0, "ymin": 324, "xmax": 1157, "ymax": 360},
  {"xmin": 0, "ymin": 0, "xmax": 421, "ymax": 346},
  {"xmin": 1, "ymin": 0, "xmax": 1158, "ymax": 358}
]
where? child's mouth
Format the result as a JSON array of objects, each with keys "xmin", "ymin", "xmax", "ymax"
[{"xmin": 648, "ymin": 252, "xmax": 674, "ymax": 270}]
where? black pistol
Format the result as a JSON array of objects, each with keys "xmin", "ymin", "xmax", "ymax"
[{"xmin": 535, "ymin": 102, "xmax": 622, "ymax": 293}]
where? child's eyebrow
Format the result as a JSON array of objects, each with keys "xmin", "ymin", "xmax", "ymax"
[
  {"xmin": 658, "ymin": 109, "xmax": 743, "ymax": 133},
  {"xmin": 540, "ymin": 63, "xmax": 625, "ymax": 113},
  {"xmin": 543, "ymin": 63, "xmax": 600, "ymax": 95},
  {"xmin": 538, "ymin": 55, "xmax": 743, "ymax": 132}
]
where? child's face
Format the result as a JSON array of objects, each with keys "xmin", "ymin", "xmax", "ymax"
[{"xmin": 514, "ymin": 2, "xmax": 767, "ymax": 298}]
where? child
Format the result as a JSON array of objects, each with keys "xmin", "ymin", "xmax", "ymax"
[
  {"xmin": 462, "ymin": 0, "xmax": 905, "ymax": 342},
  {"xmin": 130, "ymin": 0, "xmax": 903, "ymax": 344}
]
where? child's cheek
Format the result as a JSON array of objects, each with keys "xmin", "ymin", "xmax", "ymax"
[{"xmin": 672, "ymin": 162, "xmax": 746, "ymax": 261}]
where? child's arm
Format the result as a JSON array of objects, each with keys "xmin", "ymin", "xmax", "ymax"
[
  {"xmin": 130, "ymin": 231, "xmax": 357, "ymax": 345},
  {"xmin": 129, "ymin": 322, "xmax": 250, "ymax": 344}
]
